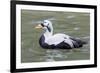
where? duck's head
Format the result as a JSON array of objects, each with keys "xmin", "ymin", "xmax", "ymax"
[{"xmin": 35, "ymin": 20, "xmax": 53, "ymax": 33}]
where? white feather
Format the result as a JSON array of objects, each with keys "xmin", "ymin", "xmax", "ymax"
[{"xmin": 45, "ymin": 33, "xmax": 72, "ymax": 46}]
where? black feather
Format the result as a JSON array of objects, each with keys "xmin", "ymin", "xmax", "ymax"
[
  {"xmin": 47, "ymin": 26, "xmax": 51, "ymax": 32},
  {"xmin": 70, "ymin": 37, "xmax": 87, "ymax": 48}
]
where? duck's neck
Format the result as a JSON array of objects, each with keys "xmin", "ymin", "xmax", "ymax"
[
  {"xmin": 44, "ymin": 30, "xmax": 53, "ymax": 37},
  {"xmin": 44, "ymin": 28, "xmax": 53, "ymax": 38}
]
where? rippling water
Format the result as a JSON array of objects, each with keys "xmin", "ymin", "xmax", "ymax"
[{"xmin": 21, "ymin": 10, "xmax": 90, "ymax": 63}]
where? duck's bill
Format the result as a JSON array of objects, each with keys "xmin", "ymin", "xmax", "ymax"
[{"xmin": 35, "ymin": 24, "xmax": 43, "ymax": 29}]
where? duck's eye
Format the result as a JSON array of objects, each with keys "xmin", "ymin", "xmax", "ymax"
[
  {"xmin": 44, "ymin": 22, "xmax": 46, "ymax": 23},
  {"xmin": 42, "ymin": 22, "xmax": 49, "ymax": 27}
]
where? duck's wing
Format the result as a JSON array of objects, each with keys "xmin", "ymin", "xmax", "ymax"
[
  {"xmin": 45, "ymin": 35, "xmax": 64, "ymax": 45},
  {"xmin": 45, "ymin": 33, "xmax": 87, "ymax": 49},
  {"xmin": 45, "ymin": 33, "xmax": 70, "ymax": 45}
]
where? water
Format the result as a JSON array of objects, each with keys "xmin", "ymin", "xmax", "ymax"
[{"xmin": 21, "ymin": 10, "xmax": 90, "ymax": 63}]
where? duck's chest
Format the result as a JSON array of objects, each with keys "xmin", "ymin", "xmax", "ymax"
[
  {"xmin": 39, "ymin": 35, "xmax": 50, "ymax": 48},
  {"xmin": 39, "ymin": 35, "xmax": 45, "ymax": 45}
]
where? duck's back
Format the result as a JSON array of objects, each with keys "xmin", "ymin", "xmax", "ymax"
[{"xmin": 45, "ymin": 33, "xmax": 70, "ymax": 45}]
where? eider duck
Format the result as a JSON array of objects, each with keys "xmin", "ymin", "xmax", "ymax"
[{"xmin": 35, "ymin": 20, "xmax": 87, "ymax": 49}]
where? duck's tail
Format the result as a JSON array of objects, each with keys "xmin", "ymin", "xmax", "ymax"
[
  {"xmin": 82, "ymin": 40, "xmax": 87, "ymax": 44},
  {"xmin": 70, "ymin": 37, "xmax": 88, "ymax": 48}
]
